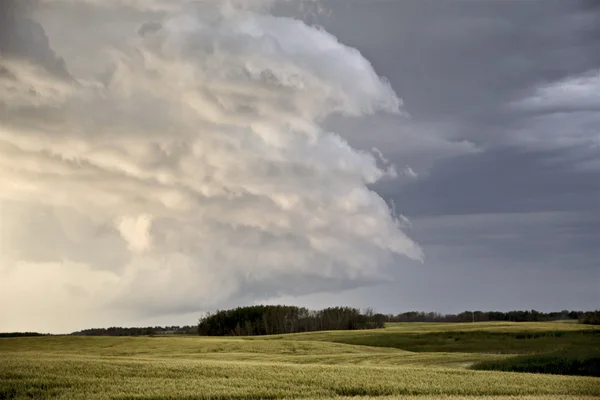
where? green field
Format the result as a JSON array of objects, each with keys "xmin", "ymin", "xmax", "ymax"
[{"xmin": 1, "ymin": 322, "xmax": 598, "ymax": 399}]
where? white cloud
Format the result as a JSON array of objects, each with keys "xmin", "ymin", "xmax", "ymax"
[
  {"xmin": 0, "ymin": 1, "xmax": 423, "ymax": 333},
  {"xmin": 117, "ymin": 214, "xmax": 153, "ymax": 253},
  {"xmin": 0, "ymin": 259, "xmax": 120, "ymax": 333},
  {"xmin": 509, "ymin": 70, "xmax": 600, "ymax": 155},
  {"xmin": 38, "ymin": 0, "xmax": 314, "ymax": 13},
  {"xmin": 516, "ymin": 70, "xmax": 600, "ymax": 112},
  {"xmin": 501, "ymin": 70, "xmax": 600, "ymax": 172},
  {"xmin": 403, "ymin": 166, "xmax": 418, "ymax": 178}
]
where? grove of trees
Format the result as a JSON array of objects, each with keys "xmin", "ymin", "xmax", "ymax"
[
  {"xmin": 197, "ymin": 305, "xmax": 385, "ymax": 336},
  {"xmin": 579, "ymin": 311, "xmax": 600, "ymax": 325}
]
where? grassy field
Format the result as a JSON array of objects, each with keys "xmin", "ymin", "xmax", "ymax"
[
  {"xmin": 471, "ymin": 352, "xmax": 600, "ymax": 377},
  {"xmin": 262, "ymin": 321, "xmax": 600, "ymax": 354},
  {"xmin": 1, "ymin": 322, "xmax": 598, "ymax": 399}
]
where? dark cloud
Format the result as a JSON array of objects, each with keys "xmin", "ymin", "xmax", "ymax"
[
  {"xmin": 279, "ymin": 210, "xmax": 599, "ymax": 313},
  {"xmin": 0, "ymin": 0, "xmax": 70, "ymax": 78},
  {"xmin": 380, "ymin": 147, "xmax": 600, "ymax": 217},
  {"xmin": 138, "ymin": 21, "xmax": 162, "ymax": 36},
  {"xmin": 305, "ymin": 0, "xmax": 599, "ymax": 138}
]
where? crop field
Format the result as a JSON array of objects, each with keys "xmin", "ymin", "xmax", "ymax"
[{"xmin": 1, "ymin": 322, "xmax": 599, "ymax": 399}]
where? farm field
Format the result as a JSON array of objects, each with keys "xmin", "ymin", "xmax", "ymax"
[{"xmin": 1, "ymin": 322, "xmax": 599, "ymax": 400}]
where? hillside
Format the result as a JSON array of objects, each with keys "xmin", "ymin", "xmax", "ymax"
[{"xmin": 259, "ymin": 321, "xmax": 599, "ymax": 354}]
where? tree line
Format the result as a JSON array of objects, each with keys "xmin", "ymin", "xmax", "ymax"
[
  {"xmin": 197, "ymin": 307, "xmax": 599, "ymax": 336},
  {"xmin": 71, "ymin": 325, "xmax": 197, "ymax": 336},
  {"xmin": 579, "ymin": 311, "xmax": 600, "ymax": 325},
  {"xmin": 386, "ymin": 310, "xmax": 590, "ymax": 323},
  {"xmin": 0, "ymin": 332, "xmax": 51, "ymax": 338},
  {"xmin": 198, "ymin": 305, "xmax": 385, "ymax": 336}
]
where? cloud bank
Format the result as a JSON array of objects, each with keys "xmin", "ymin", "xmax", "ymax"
[
  {"xmin": 0, "ymin": 0, "xmax": 421, "ymax": 332},
  {"xmin": 508, "ymin": 70, "xmax": 600, "ymax": 171}
]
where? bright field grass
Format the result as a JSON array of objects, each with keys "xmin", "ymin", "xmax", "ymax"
[{"xmin": 1, "ymin": 322, "xmax": 599, "ymax": 399}]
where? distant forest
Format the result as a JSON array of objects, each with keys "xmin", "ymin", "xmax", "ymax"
[
  {"xmin": 0, "ymin": 332, "xmax": 51, "ymax": 338},
  {"xmin": 198, "ymin": 306, "xmax": 385, "ymax": 336},
  {"xmin": 71, "ymin": 325, "xmax": 197, "ymax": 337},
  {"xmin": 2, "ymin": 308, "xmax": 598, "ymax": 338},
  {"xmin": 389, "ymin": 310, "xmax": 600, "ymax": 324},
  {"xmin": 197, "ymin": 307, "xmax": 600, "ymax": 336}
]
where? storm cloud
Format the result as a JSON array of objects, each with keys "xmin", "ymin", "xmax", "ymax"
[
  {"xmin": 0, "ymin": 0, "xmax": 420, "ymax": 332},
  {"xmin": 1, "ymin": 0, "xmax": 598, "ymax": 333}
]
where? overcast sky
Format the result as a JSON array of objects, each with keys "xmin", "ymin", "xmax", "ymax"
[{"xmin": 1, "ymin": 0, "xmax": 598, "ymax": 333}]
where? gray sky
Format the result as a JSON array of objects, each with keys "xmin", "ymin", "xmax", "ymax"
[
  {"xmin": 1, "ymin": 0, "xmax": 598, "ymax": 333},
  {"xmin": 273, "ymin": 0, "xmax": 600, "ymax": 313},
  {"xmin": 276, "ymin": 0, "xmax": 600, "ymax": 314}
]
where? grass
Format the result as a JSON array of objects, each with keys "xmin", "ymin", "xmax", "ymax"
[
  {"xmin": 0, "ymin": 322, "xmax": 598, "ymax": 399},
  {"xmin": 472, "ymin": 352, "xmax": 600, "ymax": 377},
  {"xmin": 261, "ymin": 321, "xmax": 600, "ymax": 354},
  {"xmin": 282, "ymin": 329, "xmax": 599, "ymax": 354}
]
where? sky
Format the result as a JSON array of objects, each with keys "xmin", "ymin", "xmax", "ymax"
[{"xmin": 0, "ymin": 0, "xmax": 598, "ymax": 333}]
